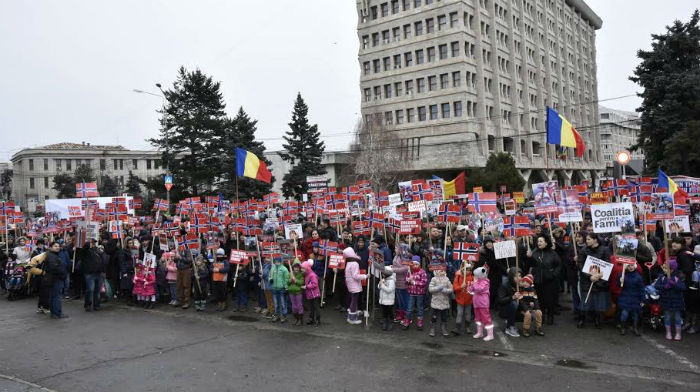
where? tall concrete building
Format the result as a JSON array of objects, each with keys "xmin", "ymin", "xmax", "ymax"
[
  {"xmin": 11, "ymin": 142, "xmax": 165, "ymax": 212},
  {"xmin": 356, "ymin": 0, "xmax": 605, "ymax": 189},
  {"xmin": 598, "ymin": 105, "xmax": 643, "ymax": 176}
]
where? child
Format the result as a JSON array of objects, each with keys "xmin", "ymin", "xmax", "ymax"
[
  {"xmin": 452, "ymin": 261, "xmax": 474, "ymax": 335},
  {"xmin": 378, "ymin": 266, "xmax": 396, "ymax": 331},
  {"xmin": 428, "ymin": 269, "xmax": 453, "ymax": 337},
  {"xmin": 344, "ymin": 247, "xmax": 367, "ymax": 325},
  {"xmin": 211, "ymin": 248, "xmax": 229, "ymax": 312},
  {"xmin": 287, "ymin": 260, "xmax": 305, "ymax": 325},
  {"xmin": 402, "ymin": 256, "xmax": 427, "ymax": 330},
  {"xmin": 518, "ymin": 274, "xmax": 544, "ymax": 337},
  {"xmin": 163, "ymin": 252, "xmax": 179, "ymax": 306},
  {"xmin": 260, "ymin": 257, "xmax": 275, "ymax": 318},
  {"xmin": 616, "ymin": 263, "xmax": 644, "ymax": 336},
  {"xmin": 133, "ymin": 263, "xmax": 146, "ymax": 306},
  {"xmin": 234, "ymin": 262, "xmax": 250, "ymax": 312},
  {"xmin": 142, "ymin": 261, "xmax": 157, "ymax": 309},
  {"xmin": 468, "ymin": 266, "xmax": 494, "ymax": 341},
  {"xmin": 192, "ymin": 256, "xmax": 210, "ymax": 311},
  {"xmin": 302, "ymin": 259, "xmax": 321, "ymax": 327},
  {"xmin": 268, "ymin": 257, "xmax": 290, "ymax": 323},
  {"xmin": 391, "ymin": 245, "xmax": 410, "ymax": 324},
  {"xmin": 654, "ymin": 260, "xmax": 686, "ymax": 340}
]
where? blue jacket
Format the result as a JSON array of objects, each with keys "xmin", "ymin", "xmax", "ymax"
[
  {"xmin": 378, "ymin": 244, "xmax": 393, "ymax": 266},
  {"xmin": 261, "ymin": 262, "xmax": 272, "ymax": 290},
  {"xmin": 615, "ymin": 270, "xmax": 644, "ymax": 312},
  {"xmin": 58, "ymin": 247, "xmax": 72, "ymax": 273},
  {"xmin": 654, "ymin": 272, "xmax": 686, "ymax": 312}
]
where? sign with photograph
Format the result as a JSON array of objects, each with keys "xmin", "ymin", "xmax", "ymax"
[
  {"xmin": 582, "ymin": 255, "xmax": 613, "ymax": 281},
  {"xmin": 590, "ymin": 202, "xmax": 635, "ymax": 233},
  {"xmin": 532, "ymin": 181, "xmax": 558, "ymax": 214},
  {"xmin": 650, "ymin": 192, "xmax": 675, "ymax": 220}
]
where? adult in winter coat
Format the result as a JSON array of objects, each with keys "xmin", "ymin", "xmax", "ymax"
[
  {"xmin": 44, "ymin": 241, "xmax": 68, "ymax": 319},
  {"xmin": 344, "ymin": 247, "xmax": 367, "ymax": 325},
  {"xmin": 175, "ymin": 248, "xmax": 193, "ymax": 309},
  {"xmin": 12, "ymin": 237, "xmax": 31, "ymax": 264},
  {"xmin": 576, "ymin": 233, "xmax": 612, "ymax": 328},
  {"xmin": 80, "ymin": 241, "xmax": 105, "ymax": 311},
  {"xmin": 497, "ymin": 267, "xmax": 523, "ymax": 338},
  {"xmin": 527, "ymin": 235, "xmax": 561, "ymax": 325}
]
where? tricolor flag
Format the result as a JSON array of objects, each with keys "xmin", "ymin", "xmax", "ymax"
[
  {"xmin": 546, "ymin": 107, "xmax": 585, "ymax": 157},
  {"xmin": 658, "ymin": 168, "xmax": 688, "ymax": 197},
  {"xmin": 236, "ymin": 148, "xmax": 272, "ymax": 183}
]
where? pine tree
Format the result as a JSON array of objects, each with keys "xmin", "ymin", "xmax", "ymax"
[
  {"xmin": 148, "ymin": 67, "xmax": 228, "ymax": 196},
  {"xmin": 630, "ymin": 10, "xmax": 700, "ymax": 175},
  {"xmin": 217, "ymin": 107, "xmax": 273, "ymax": 200},
  {"xmin": 98, "ymin": 176, "xmax": 120, "ymax": 196},
  {"xmin": 465, "ymin": 152, "xmax": 525, "ymax": 192},
  {"xmin": 52, "ymin": 174, "xmax": 75, "ymax": 198},
  {"xmin": 280, "ymin": 93, "xmax": 326, "ymax": 200},
  {"xmin": 74, "ymin": 164, "xmax": 95, "ymax": 183},
  {"xmin": 125, "ymin": 171, "xmax": 142, "ymax": 197}
]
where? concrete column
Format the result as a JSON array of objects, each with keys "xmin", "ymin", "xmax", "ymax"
[{"xmin": 562, "ymin": 170, "xmax": 573, "ymax": 186}]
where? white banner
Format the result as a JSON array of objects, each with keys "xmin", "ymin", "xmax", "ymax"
[
  {"xmin": 590, "ymin": 202, "xmax": 634, "ymax": 233},
  {"xmin": 45, "ymin": 196, "xmax": 134, "ymax": 220},
  {"xmin": 558, "ymin": 210, "xmax": 583, "ymax": 223},
  {"xmin": 493, "ymin": 240, "xmax": 516, "ymax": 259},
  {"xmin": 665, "ymin": 215, "xmax": 690, "ymax": 233}
]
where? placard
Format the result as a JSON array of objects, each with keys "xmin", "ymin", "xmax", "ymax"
[
  {"xmin": 664, "ymin": 215, "xmax": 690, "ymax": 233},
  {"xmin": 229, "ymin": 250, "xmax": 250, "ymax": 265},
  {"xmin": 388, "ymin": 193, "xmax": 403, "ymax": 206},
  {"xmin": 512, "ymin": 192, "xmax": 525, "ymax": 204},
  {"xmin": 143, "ymin": 252, "xmax": 157, "ymax": 268},
  {"xmin": 581, "ymin": 256, "xmax": 613, "ymax": 281},
  {"xmin": 590, "ymin": 202, "xmax": 635, "ymax": 233},
  {"xmin": 328, "ymin": 253, "xmax": 345, "ymax": 269},
  {"xmin": 86, "ymin": 222, "xmax": 100, "ymax": 240},
  {"xmin": 650, "ymin": 192, "xmax": 675, "ymax": 220},
  {"xmin": 399, "ymin": 219, "xmax": 422, "ymax": 235},
  {"xmin": 159, "ymin": 233, "xmax": 169, "ymax": 251},
  {"xmin": 504, "ymin": 199, "xmax": 517, "ymax": 216},
  {"xmin": 284, "ymin": 223, "xmax": 303, "ymax": 240},
  {"xmin": 407, "ymin": 200, "xmax": 426, "ymax": 214},
  {"xmin": 532, "ymin": 181, "xmax": 558, "ymax": 214},
  {"xmin": 493, "ymin": 240, "xmax": 516, "ymax": 259},
  {"xmin": 613, "ymin": 235, "xmax": 638, "ymax": 265},
  {"xmin": 557, "ymin": 210, "xmax": 583, "ymax": 223}
]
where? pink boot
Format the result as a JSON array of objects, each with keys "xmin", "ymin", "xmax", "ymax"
[
  {"xmin": 665, "ymin": 325, "xmax": 673, "ymax": 340},
  {"xmin": 483, "ymin": 324, "xmax": 495, "ymax": 341},
  {"xmin": 401, "ymin": 318, "xmax": 411, "ymax": 330},
  {"xmin": 416, "ymin": 317, "xmax": 424, "ymax": 330},
  {"xmin": 394, "ymin": 310, "xmax": 405, "ymax": 323},
  {"xmin": 473, "ymin": 322, "xmax": 484, "ymax": 339},
  {"xmin": 674, "ymin": 325, "xmax": 682, "ymax": 341}
]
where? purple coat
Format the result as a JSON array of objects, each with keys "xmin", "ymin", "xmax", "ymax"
[{"xmin": 305, "ymin": 271, "xmax": 321, "ymax": 300}]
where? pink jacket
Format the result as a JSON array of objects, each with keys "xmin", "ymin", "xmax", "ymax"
[
  {"xmin": 345, "ymin": 260, "xmax": 367, "ymax": 294},
  {"xmin": 304, "ymin": 272, "xmax": 320, "ymax": 300},
  {"xmin": 405, "ymin": 268, "xmax": 427, "ymax": 296},
  {"xmin": 133, "ymin": 267, "xmax": 146, "ymax": 296},
  {"xmin": 468, "ymin": 277, "xmax": 490, "ymax": 309},
  {"xmin": 142, "ymin": 268, "xmax": 156, "ymax": 296},
  {"xmin": 165, "ymin": 260, "xmax": 177, "ymax": 282}
]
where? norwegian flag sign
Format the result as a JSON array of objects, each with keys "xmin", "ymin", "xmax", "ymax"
[
  {"xmin": 453, "ymin": 242, "xmax": 480, "ymax": 262},
  {"xmin": 75, "ymin": 182, "xmax": 99, "ymax": 198},
  {"xmin": 467, "ymin": 192, "xmax": 498, "ymax": 213}
]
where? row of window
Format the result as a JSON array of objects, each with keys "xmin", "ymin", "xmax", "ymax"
[
  {"xmin": 363, "ymin": 70, "xmax": 478, "ymax": 101},
  {"xmin": 361, "ymin": 0, "xmax": 440, "ymax": 23},
  {"xmin": 365, "ymin": 100, "xmax": 477, "ymax": 126},
  {"xmin": 20, "ymin": 158, "xmax": 162, "ymax": 172},
  {"xmin": 26, "ymin": 174, "xmax": 133, "ymax": 190},
  {"xmin": 361, "ymin": 11, "xmax": 468, "ymax": 49}
]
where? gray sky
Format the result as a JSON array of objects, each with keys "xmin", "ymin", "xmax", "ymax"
[{"xmin": 1, "ymin": 0, "xmax": 698, "ymax": 162}]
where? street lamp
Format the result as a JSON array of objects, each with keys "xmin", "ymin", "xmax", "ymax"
[{"xmin": 616, "ymin": 150, "xmax": 630, "ymax": 179}]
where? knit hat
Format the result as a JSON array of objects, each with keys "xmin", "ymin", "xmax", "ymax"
[
  {"xmin": 521, "ymin": 274, "xmax": 534, "ymax": 286},
  {"xmin": 342, "ymin": 247, "xmax": 361, "ymax": 261},
  {"xmin": 301, "ymin": 259, "xmax": 313, "ymax": 271},
  {"xmin": 312, "ymin": 241, "xmax": 319, "ymax": 248},
  {"xmin": 371, "ymin": 235, "xmax": 385, "ymax": 245},
  {"xmin": 473, "ymin": 266, "xmax": 488, "ymax": 279},
  {"xmin": 216, "ymin": 248, "xmax": 225, "ymax": 256},
  {"xmin": 411, "ymin": 255, "xmax": 421, "ymax": 265},
  {"xmin": 292, "ymin": 259, "xmax": 302, "ymax": 270},
  {"xmin": 483, "ymin": 235, "xmax": 494, "ymax": 244},
  {"xmin": 382, "ymin": 266, "xmax": 394, "ymax": 278}
]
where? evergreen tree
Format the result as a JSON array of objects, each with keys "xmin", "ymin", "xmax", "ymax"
[
  {"xmin": 217, "ymin": 107, "xmax": 273, "ymax": 200},
  {"xmin": 464, "ymin": 153, "xmax": 525, "ymax": 192},
  {"xmin": 52, "ymin": 173, "xmax": 75, "ymax": 198},
  {"xmin": 98, "ymin": 176, "xmax": 120, "ymax": 196},
  {"xmin": 630, "ymin": 10, "xmax": 700, "ymax": 175},
  {"xmin": 280, "ymin": 93, "xmax": 326, "ymax": 200},
  {"xmin": 125, "ymin": 171, "xmax": 142, "ymax": 196},
  {"xmin": 74, "ymin": 164, "xmax": 95, "ymax": 183},
  {"xmin": 148, "ymin": 66, "xmax": 228, "ymax": 196}
]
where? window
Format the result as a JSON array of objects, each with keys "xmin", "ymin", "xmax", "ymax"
[
  {"xmin": 372, "ymin": 33, "xmax": 379, "ymax": 46},
  {"xmin": 362, "ymin": 35, "xmax": 369, "ymax": 49},
  {"xmin": 396, "ymin": 109, "xmax": 404, "ymax": 124},
  {"xmin": 427, "ymin": 47, "xmax": 435, "ymax": 62},
  {"xmin": 384, "ymin": 111, "xmax": 393, "ymax": 125},
  {"xmin": 440, "ymin": 73, "xmax": 449, "ymax": 89},
  {"xmin": 43, "ymin": 159, "xmax": 48, "ymax": 171},
  {"xmin": 417, "ymin": 78, "xmax": 425, "ymax": 93},
  {"xmin": 381, "ymin": 2, "xmax": 389, "ymax": 17},
  {"xmin": 370, "ymin": 6, "xmax": 378, "ymax": 19},
  {"xmin": 113, "ymin": 159, "xmax": 118, "ymax": 170},
  {"xmin": 29, "ymin": 178, "xmax": 35, "ymax": 189},
  {"xmin": 55, "ymin": 159, "xmax": 62, "ymax": 172},
  {"xmin": 438, "ymin": 44, "xmax": 447, "ymax": 59},
  {"xmin": 428, "ymin": 75, "xmax": 437, "ymax": 91},
  {"xmin": 363, "ymin": 61, "xmax": 370, "ymax": 75},
  {"xmin": 405, "ymin": 80, "xmax": 414, "ymax": 94},
  {"xmin": 404, "ymin": 52, "xmax": 413, "ymax": 66},
  {"xmin": 438, "ymin": 15, "xmax": 447, "ymax": 30},
  {"xmin": 393, "ymin": 54, "xmax": 401, "ymax": 69},
  {"xmin": 394, "ymin": 82, "xmax": 403, "ymax": 96},
  {"xmin": 66, "ymin": 159, "xmax": 71, "ymax": 171},
  {"xmin": 29, "ymin": 159, "xmax": 34, "ymax": 171},
  {"xmin": 384, "ymin": 84, "xmax": 392, "ymax": 98},
  {"xmin": 450, "ymin": 41, "xmax": 460, "ymax": 57},
  {"xmin": 415, "ymin": 49, "xmax": 424, "ymax": 64},
  {"xmin": 414, "ymin": 21, "xmax": 423, "ymax": 36},
  {"xmin": 488, "ymin": 135, "xmax": 495, "ymax": 151},
  {"xmin": 418, "ymin": 106, "xmax": 427, "ymax": 121},
  {"xmin": 119, "ymin": 176, "xmax": 124, "ymax": 185},
  {"xmin": 450, "ymin": 12, "xmax": 458, "ymax": 28},
  {"xmin": 373, "ymin": 59, "xmax": 380, "ymax": 73},
  {"xmin": 429, "ymin": 104, "xmax": 438, "ymax": 120},
  {"xmin": 454, "ymin": 101, "xmax": 463, "ymax": 117},
  {"xmin": 452, "ymin": 71, "xmax": 461, "ymax": 87},
  {"xmin": 426, "ymin": 18, "xmax": 435, "ymax": 33},
  {"xmin": 147, "ymin": 160, "xmax": 152, "ymax": 170},
  {"xmin": 382, "ymin": 30, "xmax": 390, "ymax": 44},
  {"xmin": 364, "ymin": 88, "xmax": 371, "ymax": 102},
  {"xmin": 441, "ymin": 103, "xmax": 451, "ymax": 118},
  {"xmin": 374, "ymin": 86, "xmax": 382, "ymax": 99},
  {"xmin": 407, "ymin": 108, "xmax": 415, "ymax": 122},
  {"xmin": 100, "ymin": 159, "xmax": 106, "ymax": 170},
  {"xmin": 383, "ymin": 57, "xmax": 390, "ymax": 71},
  {"xmin": 44, "ymin": 177, "xmax": 49, "ymax": 188},
  {"xmin": 392, "ymin": 27, "xmax": 401, "ymax": 42},
  {"xmin": 414, "ymin": 0, "xmax": 422, "ymax": 7},
  {"xmin": 132, "ymin": 159, "xmax": 138, "ymax": 169},
  {"xmin": 154, "ymin": 160, "xmax": 160, "ymax": 169},
  {"xmin": 403, "ymin": 24, "xmax": 412, "ymax": 39},
  {"xmin": 391, "ymin": 0, "xmax": 400, "ymax": 14},
  {"xmin": 402, "ymin": 0, "xmax": 410, "ymax": 10}
]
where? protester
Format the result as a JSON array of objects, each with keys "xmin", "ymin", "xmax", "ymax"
[
  {"xmin": 428, "ymin": 269, "xmax": 452, "ymax": 337},
  {"xmin": 164, "ymin": 252, "xmax": 178, "ymax": 306},
  {"xmin": 577, "ymin": 233, "xmax": 611, "ymax": 328},
  {"xmin": 469, "ymin": 266, "xmax": 494, "ymax": 341},
  {"xmin": 378, "ymin": 266, "xmax": 395, "ymax": 331},
  {"xmin": 518, "ymin": 274, "xmax": 544, "ymax": 337},
  {"xmin": 344, "ymin": 247, "xmax": 367, "ymax": 325},
  {"xmin": 44, "ymin": 241, "xmax": 68, "ymax": 319},
  {"xmin": 302, "ymin": 259, "xmax": 321, "ymax": 327},
  {"xmin": 452, "ymin": 261, "xmax": 474, "ymax": 335},
  {"xmin": 527, "ymin": 235, "xmax": 562, "ymax": 325},
  {"xmin": 176, "ymin": 248, "xmax": 193, "ymax": 309},
  {"xmin": 211, "ymin": 249, "xmax": 229, "ymax": 311},
  {"xmin": 288, "ymin": 260, "xmax": 304, "ymax": 325},
  {"xmin": 192, "ymin": 255, "xmax": 210, "ymax": 311},
  {"xmin": 269, "ymin": 257, "xmax": 289, "ymax": 323},
  {"xmin": 402, "ymin": 256, "xmax": 427, "ymax": 330},
  {"xmin": 655, "ymin": 260, "xmax": 686, "ymax": 340},
  {"xmin": 497, "ymin": 267, "xmax": 522, "ymax": 337},
  {"xmin": 615, "ymin": 263, "xmax": 644, "ymax": 336}
]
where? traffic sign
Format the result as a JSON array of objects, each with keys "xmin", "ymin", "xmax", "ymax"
[{"xmin": 164, "ymin": 175, "xmax": 173, "ymax": 191}]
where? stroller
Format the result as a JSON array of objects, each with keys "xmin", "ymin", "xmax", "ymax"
[
  {"xmin": 5, "ymin": 261, "xmax": 28, "ymax": 301},
  {"xmin": 642, "ymin": 284, "xmax": 663, "ymax": 332}
]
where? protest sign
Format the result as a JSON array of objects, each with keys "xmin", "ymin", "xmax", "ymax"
[
  {"xmin": 557, "ymin": 189, "xmax": 582, "ymax": 223},
  {"xmin": 557, "ymin": 210, "xmax": 583, "ymax": 223},
  {"xmin": 493, "ymin": 240, "xmax": 516, "ymax": 259},
  {"xmin": 650, "ymin": 192, "xmax": 675, "ymax": 220},
  {"xmin": 284, "ymin": 223, "xmax": 303, "ymax": 240},
  {"xmin": 590, "ymin": 192, "xmax": 609, "ymax": 205},
  {"xmin": 664, "ymin": 215, "xmax": 690, "ymax": 233},
  {"xmin": 407, "ymin": 200, "xmax": 426, "ymax": 214},
  {"xmin": 427, "ymin": 179, "xmax": 445, "ymax": 201},
  {"xmin": 399, "ymin": 219, "xmax": 422, "ymax": 235},
  {"xmin": 388, "ymin": 193, "xmax": 403, "ymax": 206},
  {"xmin": 159, "ymin": 233, "xmax": 169, "ymax": 251},
  {"xmin": 86, "ymin": 222, "xmax": 100, "ymax": 241},
  {"xmin": 512, "ymin": 192, "xmax": 525, "ymax": 204},
  {"xmin": 532, "ymin": 181, "xmax": 558, "ymax": 214},
  {"xmin": 582, "ymin": 256, "xmax": 613, "ymax": 281},
  {"xmin": 229, "ymin": 250, "xmax": 250, "ymax": 265},
  {"xmin": 612, "ymin": 235, "xmax": 638, "ymax": 265},
  {"xmin": 143, "ymin": 252, "xmax": 157, "ymax": 268},
  {"xmin": 328, "ymin": 253, "xmax": 345, "ymax": 269},
  {"xmin": 590, "ymin": 202, "xmax": 635, "ymax": 233},
  {"xmin": 504, "ymin": 199, "xmax": 517, "ymax": 216}
]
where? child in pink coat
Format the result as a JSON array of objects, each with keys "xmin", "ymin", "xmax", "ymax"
[
  {"xmin": 302, "ymin": 260, "xmax": 321, "ymax": 327},
  {"xmin": 142, "ymin": 265, "xmax": 156, "ymax": 308},
  {"xmin": 164, "ymin": 252, "xmax": 178, "ymax": 305},
  {"xmin": 468, "ymin": 266, "xmax": 494, "ymax": 341},
  {"xmin": 133, "ymin": 263, "xmax": 146, "ymax": 304}
]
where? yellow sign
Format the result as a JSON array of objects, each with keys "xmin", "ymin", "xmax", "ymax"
[
  {"xmin": 513, "ymin": 192, "xmax": 525, "ymax": 204},
  {"xmin": 473, "ymin": 186, "xmax": 483, "ymax": 193}
]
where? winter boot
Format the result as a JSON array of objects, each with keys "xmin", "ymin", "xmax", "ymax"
[
  {"xmin": 522, "ymin": 312, "xmax": 532, "ymax": 337},
  {"xmin": 351, "ymin": 311, "xmax": 363, "ymax": 325},
  {"xmin": 441, "ymin": 321, "xmax": 449, "ymax": 337},
  {"xmin": 465, "ymin": 321, "xmax": 473, "ymax": 334},
  {"xmin": 401, "ymin": 318, "xmax": 411, "ymax": 330},
  {"xmin": 416, "ymin": 317, "xmax": 424, "ymax": 331},
  {"xmin": 428, "ymin": 320, "xmax": 436, "ymax": 337},
  {"xmin": 347, "ymin": 311, "xmax": 356, "ymax": 324},
  {"xmin": 473, "ymin": 322, "xmax": 484, "ymax": 339},
  {"xmin": 381, "ymin": 319, "xmax": 388, "ymax": 331},
  {"xmin": 451, "ymin": 323, "xmax": 462, "ymax": 336},
  {"xmin": 665, "ymin": 325, "xmax": 673, "ymax": 340},
  {"xmin": 674, "ymin": 325, "xmax": 682, "ymax": 341},
  {"xmin": 394, "ymin": 310, "xmax": 405, "ymax": 324},
  {"xmin": 200, "ymin": 301, "xmax": 206, "ymax": 311},
  {"xmin": 632, "ymin": 320, "xmax": 640, "ymax": 336},
  {"xmin": 483, "ymin": 324, "xmax": 495, "ymax": 341},
  {"xmin": 386, "ymin": 319, "xmax": 394, "ymax": 331}
]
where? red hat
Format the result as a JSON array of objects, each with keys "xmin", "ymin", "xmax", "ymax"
[{"xmin": 521, "ymin": 274, "xmax": 534, "ymax": 286}]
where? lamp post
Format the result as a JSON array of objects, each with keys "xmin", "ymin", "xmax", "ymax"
[
  {"xmin": 616, "ymin": 150, "xmax": 630, "ymax": 179},
  {"xmin": 133, "ymin": 86, "xmax": 171, "ymax": 209}
]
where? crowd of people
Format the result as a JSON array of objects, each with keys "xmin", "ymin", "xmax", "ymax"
[{"xmin": 2, "ymin": 210, "xmax": 699, "ymax": 343}]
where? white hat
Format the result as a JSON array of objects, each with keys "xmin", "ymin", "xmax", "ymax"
[
  {"xmin": 216, "ymin": 248, "xmax": 225, "ymax": 256},
  {"xmin": 456, "ymin": 225, "xmax": 468, "ymax": 231}
]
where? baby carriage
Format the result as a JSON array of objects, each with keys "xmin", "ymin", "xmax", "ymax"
[
  {"xmin": 642, "ymin": 284, "xmax": 664, "ymax": 332},
  {"xmin": 5, "ymin": 261, "xmax": 28, "ymax": 301}
]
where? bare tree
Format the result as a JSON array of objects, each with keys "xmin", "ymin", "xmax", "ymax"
[{"xmin": 350, "ymin": 116, "xmax": 405, "ymax": 193}]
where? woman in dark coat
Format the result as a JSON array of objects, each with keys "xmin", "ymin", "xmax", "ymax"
[
  {"xmin": 577, "ymin": 233, "xmax": 612, "ymax": 328},
  {"xmin": 527, "ymin": 234, "xmax": 561, "ymax": 325}
]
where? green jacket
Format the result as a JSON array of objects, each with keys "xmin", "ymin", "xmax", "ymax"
[
  {"xmin": 287, "ymin": 270, "xmax": 304, "ymax": 294},
  {"xmin": 269, "ymin": 263, "xmax": 290, "ymax": 291}
]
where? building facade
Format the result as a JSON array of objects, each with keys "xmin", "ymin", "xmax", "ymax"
[
  {"xmin": 264, "ymin": 151, "xmax": 355, "ymax": 196},
  {"xmin": 598, "ymin": 105, "xmax": 643, "ymax": 176},
  {"xmin": 356, "ymin": 0, "xmax": 605, "ymax": 189},
  {"xmin": 11, "ymin": 142, "xmax": 165, "ymax": 212}
]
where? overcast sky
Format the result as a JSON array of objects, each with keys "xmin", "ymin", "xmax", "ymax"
[{"xmin": 1, "ymin": 0, "xmax": 697, "ymax": 162}]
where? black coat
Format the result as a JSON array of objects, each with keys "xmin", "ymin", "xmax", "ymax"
[
  {"xmin": 44, "ymin": 251, "xmax": 66, "ymax": 283},
  {"xmin": 80, "ymin": 246, "xmax": 104, "ymax": 274},
  {"xmin": 577, "ymin": 244, "xmax": 611, "ymax": 294},
  {"xmin": 528, "ymin": 248, "xmax": 562, "ymax": 286}
]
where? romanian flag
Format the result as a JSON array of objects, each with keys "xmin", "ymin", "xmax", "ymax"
[
  {"xmin": 435, "ymin": 171, "xmax": 466, "ymax": 199},
  {"xmin": 658, "ymin": 168, "xmax": 687, "ymax": 197},
  {"xmin": 546, "ymin": 107, "xmax": 585, "ymax": 157},
  {"xmin": 236, "ymin": 148, "xmax": 272, "ymax": 183}
]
